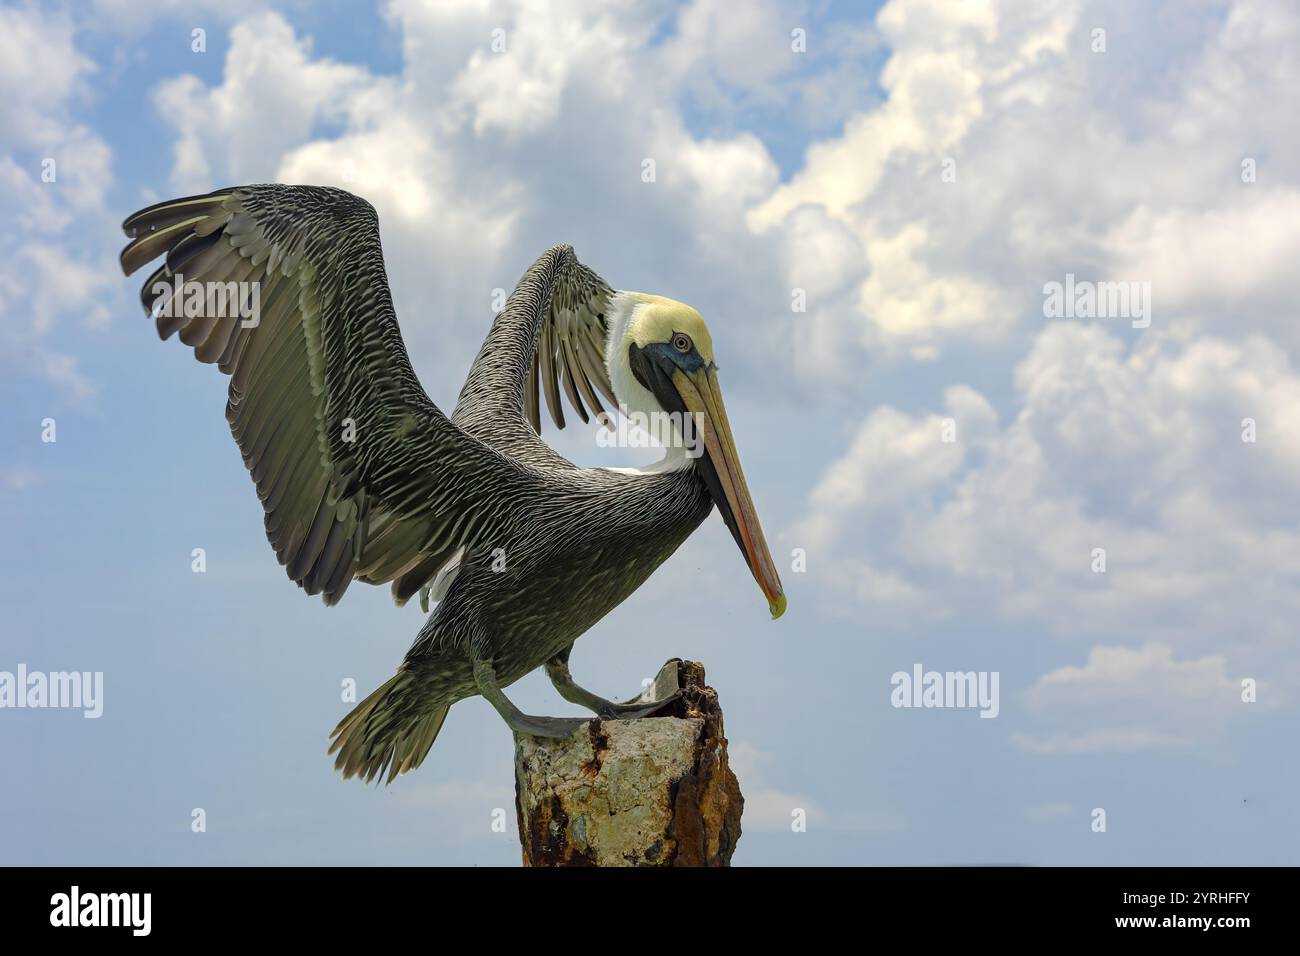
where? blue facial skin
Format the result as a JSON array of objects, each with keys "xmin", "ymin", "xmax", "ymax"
[
  {"xmin": 627, "ymin": 337, "xmax": 750, "ymax": 572},
  {"xmin": 628, "ymin": 336, "xmax": 709, "ymax": 398}
]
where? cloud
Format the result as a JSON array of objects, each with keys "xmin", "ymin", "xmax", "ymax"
[
  {"xmin": 1012, "ymin": 642, "xmax": 1247, "ymax": 754},
  {"xmin": 657, "ymin": 0, "xmax": 801, "ymax": 98},
  {"xmin": 388, "ymin": 775, "xmax": 515, "ymax": 842},
  {"xmin": 34, "ymin": 350, "xmax": 96, "ymax": 403},
  {"xmin": 748, "ymin": 0, "xmax": 1004, "ymax": 230},
  {"xmin": 0, "ymin": 5, "xmax": 116, "ymax": 402},
  {"xmin": 145, "ymin": 2, "xmax": 794, "ymax": 398},
  {"xmin": 797, "ymin": 322, "xmax": 1300, "ymax": 648},
  {"xmin": 154, "ymin": 12, "xmax": 380, "ymax": 192},
  {"xmin": 791, "ymin": 384, "xmax": 995, "ymax": 554},
  {"xmin": 1, "ymin": 466, "xmax": 39, "ymax": 493},
  {"xmin": 746, "ymin": 0, "xmax": 1082, "ymax": 361},
  {"xmin": 744, "ymin": 0, "xmax": 1300, "ymax": 369},
  {"xmin": 447, "ymin": 0, "xmax": 652, "ymax": 139},
  {"xmin": 854, "ymin": 223, "xmax": 1013, "ymax": 358},
  {"xmin": 728, "ymin": 740, "xmax": 825, "ymax": 833},
  {"xmin": 0, "ymin": 6, "xmax": 96, "ymax": 149},
  {"xmin": 1106, "ymin": 189, "xmax": 1300, "ymax": 340},
  {"xmin": 729, "ymin": 740, "xmax": 905, "ymax": 836},
  {"xmin": 0, "ymin": 8, "xmax": 109, "ymax": 214}
]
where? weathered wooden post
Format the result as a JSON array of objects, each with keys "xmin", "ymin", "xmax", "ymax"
[{"xmin": 513, "ymin": 659, "xmax": 743, "ymax": 866}]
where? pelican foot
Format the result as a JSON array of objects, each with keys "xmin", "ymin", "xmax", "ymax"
[
  {"xmin": 597, "ymin": 689, "xmax": 682, "ymax": 720},
  {"xmin": 475, "ymin": 658, "xmax": 591, "ymax": 740},
  {"xmin": 508, "ymin": 714, "xmax": 590, "ymax": 739},
  {"xmin": 545, "ymin": 649, "xmax": 684, "ymax": 720}
]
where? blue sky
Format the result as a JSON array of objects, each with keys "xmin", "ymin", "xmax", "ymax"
[{"xmin": 2, "ymin": 0, "xmax": 1298, "ymax": 865}]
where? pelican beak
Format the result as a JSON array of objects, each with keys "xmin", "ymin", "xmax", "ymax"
[{"xmin": 673, "ymin": 365, "xmax": 786, "ymax": 619}]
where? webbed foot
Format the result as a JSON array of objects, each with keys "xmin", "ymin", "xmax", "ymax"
[
  {"xmin": 596, "ymin": 688, "xmax": 683, "ymax": 720},
  {"xmin": 507, "ymin": 713, "xmax": 591, "ymax": 739}
]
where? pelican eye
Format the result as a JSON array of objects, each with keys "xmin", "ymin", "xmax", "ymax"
[{"xmin": 671, "ymin": 332, "xmax": 693, "ymax": 354}]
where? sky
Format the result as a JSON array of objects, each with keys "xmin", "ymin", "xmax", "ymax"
[{"xmin": 1, "ymin": 0, "xmax": 1297, "ymax": 866}]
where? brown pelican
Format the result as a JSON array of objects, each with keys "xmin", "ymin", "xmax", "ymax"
[{"xmin": 120, "ymin": 184, "xmax": 785, "ymax": 783}]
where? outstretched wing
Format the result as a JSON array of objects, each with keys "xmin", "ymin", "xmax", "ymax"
[
  {"xmin": 525, "ymin": 250, "xmax": 616, "ymax": 432},
  {"xmin": 451, "ymin": 244, "xmax": 617, "ymax": 454},
  {"xmin": 121, "ymin": 184, "xmax": 534, "ymax": 607}
]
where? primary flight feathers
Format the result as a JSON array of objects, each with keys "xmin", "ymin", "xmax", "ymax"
[{"xmin": 121, "ymin": 184, "xmax": 612, "ymax": 607}]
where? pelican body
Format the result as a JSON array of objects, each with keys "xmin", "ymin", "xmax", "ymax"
[{"xmin": 120, "ymin": 184, "xmax": 784, "ymax": 782}]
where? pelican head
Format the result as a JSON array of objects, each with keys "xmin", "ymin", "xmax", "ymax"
[{"xmin": 605, "ymin": 292, "xmax": 786, "ymax": 619}]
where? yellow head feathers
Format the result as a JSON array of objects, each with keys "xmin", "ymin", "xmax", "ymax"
[{"xmin": 624, "ymin": 293, "xmax": 714, "ymax": 364}]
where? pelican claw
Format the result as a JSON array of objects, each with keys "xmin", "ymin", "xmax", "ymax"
[{"xmin": 598, "ymin": 689, "xmax": 682, "ymax": 720}]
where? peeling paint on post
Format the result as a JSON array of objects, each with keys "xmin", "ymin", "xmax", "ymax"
[{"xmin": 513, "ymin": 659, "xmax": 743, "ymax": 866}]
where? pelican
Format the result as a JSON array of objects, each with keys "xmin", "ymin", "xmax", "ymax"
[{"xmin": 120, "ymin": 184, "xmax": 785, "ymax": 783}]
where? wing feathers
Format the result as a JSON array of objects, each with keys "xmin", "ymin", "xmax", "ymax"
[
  {"xmin": 532, "ymin": 253, "xmax": 615, "ymax": 432},
  {"xmin": 122, "ymin": 184, "xmax": 530, "ymax": 607},
  {"xmin": 538, "ymin": 315, "xmax": 565, "ymax": 429}
]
